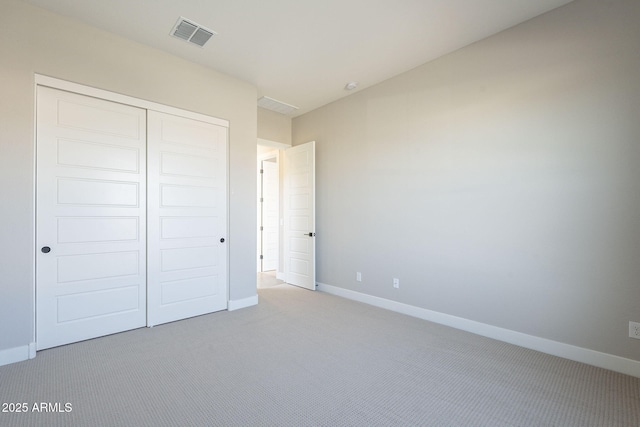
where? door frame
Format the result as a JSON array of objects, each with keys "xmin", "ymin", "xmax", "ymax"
[
  {"xmin": 257, "ymin": 150, "xmax": 280, "ymax": 273},
  {"xmin": 33, "ymin": 75, "xmax": 230, "ymax": 349},
  {"xmin": 256, "ymin": 138, "xmax": 291, "ymax": 281}
]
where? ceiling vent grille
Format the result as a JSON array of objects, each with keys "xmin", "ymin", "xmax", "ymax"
[
  {"xmin": 171, "ymin": 17, "xmax": 216, "ymax": 47},
  {"xmin": 258, "ymin": 96, "xmax": 299, "ymax": 115}
]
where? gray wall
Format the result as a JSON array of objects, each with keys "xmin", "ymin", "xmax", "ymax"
[
  {"xmin": 293, "ymin": 0, "xmax": 640, "ymax": 361},
  {"xmin": 258, "ymin": 107, "xmax": 292, "ymax": 145},
  {"xmin": 0, "ymin": 0, "xmax": 257, "ymax": 356}
]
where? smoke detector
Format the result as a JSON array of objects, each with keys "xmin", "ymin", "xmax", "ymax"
[
  {"xmin": 171, "ymin": 17, "xmax": 216, "ymax": 47},
  {"xmin": 344, "ymin": 82, "xmax": 358, "ymax": 91},
  {"xmin": 258, "ymin": 96, "xmax": 299, "ymax": 115}
]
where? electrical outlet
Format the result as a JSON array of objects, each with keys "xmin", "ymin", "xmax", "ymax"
[
  {"xmin": 630, "ymin": 322, "xmax": 640, "ymax": 340},
  {"xmin": 356, "ymin": 272, "xmax": 362, "ymax": 282},
  {"xmin": 393, "ymin": 278, "xmax": 400, "ymax": 289}
]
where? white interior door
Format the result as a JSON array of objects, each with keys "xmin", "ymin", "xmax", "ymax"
[
  {"xmin": 261, "ymin": 159, "xmax": 279, "ymax": 271},
  {"xmin": 147, "ymin": 111, "xmax": 228, "ymax": 326},
  {"xmin": 36, "ymin": 86, "xmax": 147, "ymax": 350},
  {"xmin": 283, "ymin": 141, "xmax": 316, "ymax": 290}
]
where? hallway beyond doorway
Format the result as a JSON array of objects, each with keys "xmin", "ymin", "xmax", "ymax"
[{"xmin": 257, "ymin": 271, "xmax": 285, "ymax": 289}]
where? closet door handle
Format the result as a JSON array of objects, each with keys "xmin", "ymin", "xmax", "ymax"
[
  {"xmin": 220, "ymin": 238, "xmax": 225, "ymax": 243},
  {"xmin": 41, "ymin": 246, "xmax": 51, "ymax": 253}
]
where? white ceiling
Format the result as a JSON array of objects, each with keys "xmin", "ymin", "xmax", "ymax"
[{"xmin": 23, "ymin": 0, "xmax": 574, "ymax": 117}]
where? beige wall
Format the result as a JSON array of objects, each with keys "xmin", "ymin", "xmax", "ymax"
[
  {"xmin": 0, "ymin": 0, "xmax": 257, "ymax": 359},
  {"xmin": 257, "ymin": 107, "xmax": 292, "ymax": 145},
  {"xmin": 293, "ymin": 0, "xmax": 640, "ymax": 363}
]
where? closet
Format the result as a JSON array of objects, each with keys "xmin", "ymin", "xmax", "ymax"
[{"xmin": 36, "ymin": 84, "xmax": 228, "ymax": 350}]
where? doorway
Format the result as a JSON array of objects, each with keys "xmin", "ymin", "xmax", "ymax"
[{"xmin": 256, "ymin": 140, "xmax": 316, "ymax": 290}]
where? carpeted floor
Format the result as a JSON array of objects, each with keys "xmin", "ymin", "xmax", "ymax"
[
  {"xmin": 257, "ymin": 271, "xmax": 285, "ymax": 289},
  {"xmin": 0, "ymin": 284, "xmax": 638, "ymax": 426}
]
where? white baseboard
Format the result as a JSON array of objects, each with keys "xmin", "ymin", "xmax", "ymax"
[
  {"xmin": 317, "ymin": 282, "xmax": 640, "ymax": 378},
  {"xmin": 228, "ymin": 294, "xmax": 259, "ymax": 311},
  {"xmin": 29, "ymin": 343, "xmax": 36, "ymax": 359},
  {"xmin": 0, "ymin": 343, "xmax": 35, "ymax": 367}
]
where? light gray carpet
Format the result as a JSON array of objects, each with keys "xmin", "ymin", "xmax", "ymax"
[
  {"xmin": 257, "ymin": 271, "xmax": 285, "ymax": 289},
  {"xmin": 1, "ymin": 284, "xmax": 638, "ymax": 426}
]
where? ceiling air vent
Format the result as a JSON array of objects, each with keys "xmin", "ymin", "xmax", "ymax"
[
  {"xmin": 258, "ymin": 96, "xmax": 299, "ymax": 115},
  {"xmin": 171, "ymin": 17, "xmax": 216, "ymax": 47}
]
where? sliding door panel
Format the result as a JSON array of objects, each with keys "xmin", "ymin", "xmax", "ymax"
[
  {"xmin": 147, "ymin": 111, "xmax": 228, "ymax": 326},
  {"xmin": 36, "ymin": 86, "xmax": 147, "ymax": 350}
]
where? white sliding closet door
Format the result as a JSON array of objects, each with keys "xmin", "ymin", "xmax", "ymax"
[
  {"xmin": 36, "ymin": 86, "xmax": 147, "ymax": 350},
  {"xmin": 147, "ymin": 111, "xmax": 228, "ymax": 326}
]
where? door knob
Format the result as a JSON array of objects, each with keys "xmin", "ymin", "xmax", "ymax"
[
  {"xmin": 307, "ymin": 233, "xmax": 316, "ymax": 237},
  {"xmin": 41, "ymin": 246, "xmax": 51, "ymax": 253},
  {"xmin": 220, "ymin": 238, "xmax": 225, "ymax": 243}
]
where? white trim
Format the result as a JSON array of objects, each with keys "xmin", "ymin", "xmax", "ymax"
[
  {"xmin": 257, "ymin": 154, "xmax": 261, "ymax": 273},
  {"xmin": 28, "ymin": 343, "xmax": 36, "ymax": 359},
  {"xmin": 257, "ymin": 150, "xmax": 280, "ymax": 163},
  {"xmin": 317, "ymin": 282, "xmax": 640, "ymax": 378},
  {"xmin": 226, "ymin": 121, "xmax": 231, "ymax": 313},
  {"xmin": 35, "ymin": 74, "xmax": 229, "ymax": 127},
  {"xmin": 276, "ymin": 271, "xmax": 286, "ymax": 281},
  {"xmin": 257, "ymin": 150, "xmax": 280, "ymax": 273},
  {"xmin": 0, "ymin": 345, "xmax": 31, "ymax": 367},
  {"xmin": 32, "ymin": 79, "xmax": 38, "ymax": 356},
  {"xmin": 228, "ymin": 295, "xmax": 259, "ymax": 311}
]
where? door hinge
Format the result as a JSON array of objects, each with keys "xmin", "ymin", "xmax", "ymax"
[
  {"xmin": 260, "ymin": 255, "xmax": 264, "ymax": 260},
  {"xmin": 260, "ymin": 197, "xmax": 264, "ymax": 203},
  {"xmin": 260, "ymin": 226, "xmax": 264, "ymax": 231},
  {"xmin": 260, "ymin": 169, "xmax": 264, "ymax": 174}
]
